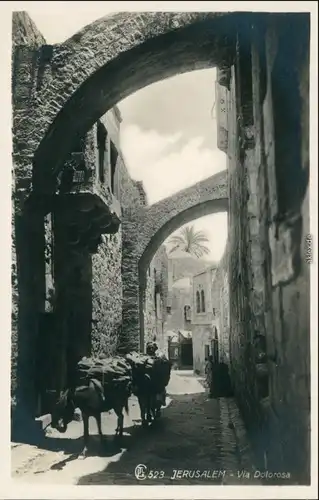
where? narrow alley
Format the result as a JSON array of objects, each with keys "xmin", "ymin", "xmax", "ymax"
[
  {"xmin": 12, "ymin": 371, "xmax": 261, "ymax": 486},
  {"xmin": 10, "ymin": 8, "xmax": 312, "ymax": 493}
]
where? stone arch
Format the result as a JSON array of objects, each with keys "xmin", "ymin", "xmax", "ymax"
[
  {"xmin": 126, "ymin": 171, "xmax": 228, "ymax": 351},
  {"xmin": 138, "ymin": 170, "xmax": 228, "ymax": 273},
  {"xmin": 15, "ymin": 11, "xmax": 240, "ymax": 195},
  {"xmin": 139, "ymin": 195, "xmax": 228, "ymax": 275},
  {"xmin": 136, "ymin": 196, "xmax": 227, "ymax": 349}
]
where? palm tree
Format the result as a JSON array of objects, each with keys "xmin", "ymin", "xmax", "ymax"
[{"xmin": 168, "ymin": 225, "xmax": 211, "ymax": 258}]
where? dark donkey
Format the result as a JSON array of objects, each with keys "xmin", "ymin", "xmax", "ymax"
[
  {"xmin": 126, "ymin": 343, "xmax": 171, "ymax": 427},
  {"xmin": 51, "ymin": 377, "xmax": 131, "ymax": 458}
]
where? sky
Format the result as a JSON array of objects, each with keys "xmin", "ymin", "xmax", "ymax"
[
  {"xmin": 24, "ymin": 6, "xmax": 228, "ymax": 262},
  {"xmin": 118, "ymin": 72, "xmax": 228, "ymax": 262}
]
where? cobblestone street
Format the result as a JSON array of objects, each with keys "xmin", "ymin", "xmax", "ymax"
[{"xmin": 12, "ymin": 371, "xmax": 259, "ymax": 485}]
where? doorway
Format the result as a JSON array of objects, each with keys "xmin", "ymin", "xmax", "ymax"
[{"xmin": 180, "ymin": 339, "xmax": 193, "ymax": 368}]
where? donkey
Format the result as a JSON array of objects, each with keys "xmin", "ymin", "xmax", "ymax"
[
  {"xmin": 51, "ymin": 377, "xmax": 131, "ymax": 458},
  {"xmin": 126, "ymin": 349, "xmax": 170, "ymax": 428}
]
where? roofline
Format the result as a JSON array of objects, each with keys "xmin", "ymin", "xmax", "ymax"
[
  {"xmin": 192, "ymin": 270, "xmax": 207, "ymax": 278},
  {"xmin": 192, "ymin": 266, "xmax": 216, "ymax": 278}
]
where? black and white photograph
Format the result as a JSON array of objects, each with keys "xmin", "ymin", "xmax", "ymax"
[{"xmin": 2, "ymin": 1, "xmax": 317, "ymax": 498}]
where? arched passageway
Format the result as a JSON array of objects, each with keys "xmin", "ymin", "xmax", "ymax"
[
  {"xmin": 13, "ymin": 11, "xmax": 236, "ymax": 429},
  {"xmin": 24, "ymin": 12, "xmax": 237, "ymax": 195},
  {"xmin": 133, "ymin": 171, "xmax": 228, "ymax": 351},
  {"xmin": 138, "ymin": 201, "xmax": 228, "ymax": 351},
  {"xmin": 12, "ymin": 10, "xmax": 311, "ymax": 484}
]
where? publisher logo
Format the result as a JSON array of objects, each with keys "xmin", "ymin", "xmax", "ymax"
[{"xmin": 135, "ymin": 463, "xmax": 147, "ymax": 480}]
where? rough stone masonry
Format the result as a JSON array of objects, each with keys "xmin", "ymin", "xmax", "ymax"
[
  {"xmin": 11, "ymin": 10, "xmax": 311, "ymax": 486},
  {"xmin": 11, "ymin": 10, "xmax": 229, "ymax": 428},
  {"xmin": 223, "ymin": 14, "xmax": 310, "ymax": 483}
]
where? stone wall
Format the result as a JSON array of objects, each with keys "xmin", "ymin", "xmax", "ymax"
[
  {"xmin": 144, "ymin": 245, "xmax": 168, "ymax": 351},
  {"xmin": 12, "ymin": 12, "xmax": 46, "ymax": 47},
  {"xmin": 91, "ymin": 231, "xmax": 122, "ymax": 356},
  {"xmin": 190, "ymin": 251, "xmax": 229, "ymax": 374},
  {"xmin": 120, "ymin": 172, "xmax": 227, "ymax": 353},
  {"xmin": 166, "ymin": 281, "xmax": 192, "ymax": 333},
  {"xmin": 166, "ymin": 253, "xmax": 211, "ymax": 361},
  {"xmin": 11, "ymin": 13, "xmax": 49, "ymax": 431},
  {"xmin": 192, "ymin": 326, "xmax": 213, "ymax": 375},
  {"xmin": 191, "ymin": 268, "xmax": 216, "ymax": 325},
  {"xmin": 191, "ymin": 267, "xmax": 217, "ymax": 374},
  {"xmin": 120, "ymin": 173, "xmax": 147, "ymax": 353},
  {"xmin": 11, "ymin": 9, "xmax": 231, "ymax": 420},
  {"xmin": 11, "ymin": 8, "xmax": 147, "ymax": 420},
  {"xmin": 253, "ymin": 15, "xmax": 310, "ymax": 483},
  {"xmin": 226, "ymin": 31, "xmax": 270, "ymax": 466},
  {"xmin": 144, "ymin": 272, "xmax": 156, "ymax": 344},
  {"xmin": 168, "ymin": 252, "xmax": 212, "ymax": 286},
  {"xmin": 211, "ymin": 247, "xmax": 230, "ymax": 363},
  {"xmin": 12, "ymin": 8, "xmax": 229, "ymax": 366},
  {"xmin": 226, "ymin": 14, "xmax": 310, "ymax": 483},
  {"xmin": 50, "ymin": 108, "xmax": 145, "ymax": 367},
  {"xmin": 89, "ymin": 110, "xmax": 146, "ymax": 356},
  {"xmin": 120, "ymin": 154, "xmax": 147, "ymax": 351}
]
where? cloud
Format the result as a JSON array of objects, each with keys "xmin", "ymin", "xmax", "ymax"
[
  {"xmin": 120, "ymin": 124, "xmax": 182, "ymax": 178},
  {"xmin": 120, "ymin": 124, "xmax": 227, "ymax": 205},
  {"xmin": 120, "ymin": 124, "xmax": 228, "ymax": 261}
]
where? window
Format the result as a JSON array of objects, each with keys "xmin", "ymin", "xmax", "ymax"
[
  {"xmin": 110, "ymin": 141, "xmax": 119, "ymax": 195},
  {"xmin": 166, "ymin": 306, "xmax": 172, "ymax": 315},
  {"xmin": 200, "ymin": 290, "xmax": 205, "ymax": 313},
  {"xmin": 213, "ymin": 308, "xmax": 216, "ymax": 317},
  {"xmin": 97, "ymin": 121, "xmax": 107, "ymax": 183},
  {"xmin": 184, "ymin": 305, "xmax": 191, "ymax": 322},
  {"xmin": 196, "ymin": 291, "xmax": 201, "ymax": 313}
]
